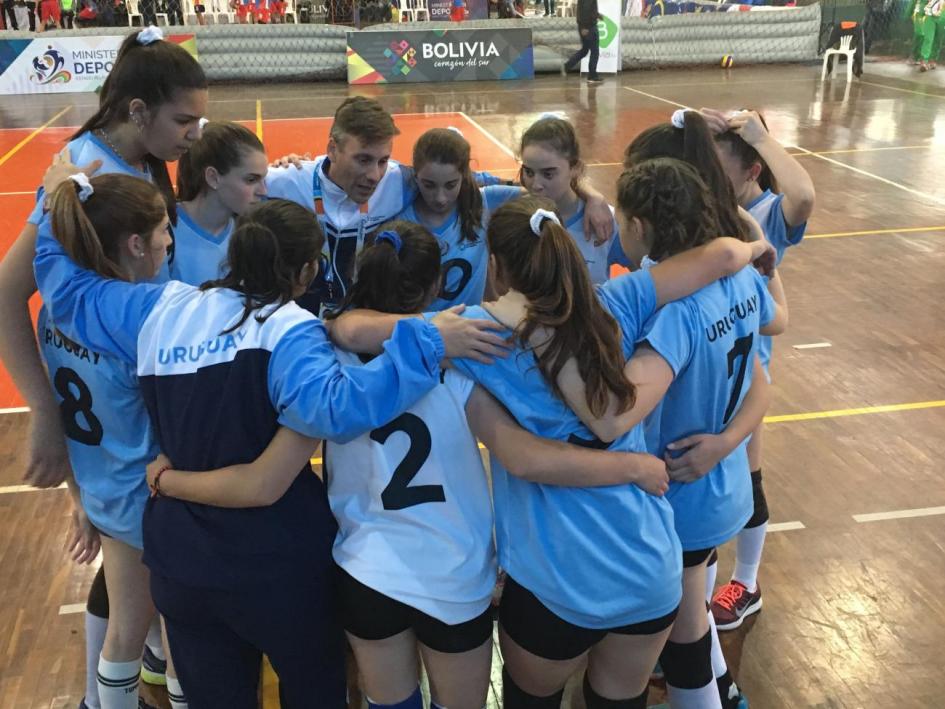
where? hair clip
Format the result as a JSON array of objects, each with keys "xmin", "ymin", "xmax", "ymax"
[
  {"xmin": 70, "ymin": 173, "xmax": 94, "ymax": 203},
  {"xmin": 137, "ymin": 26, "xmax": 164, "ymax": 46},
  {"xmin": 670, "ymin": 109, "xmax": 690, "ymax": 129},
  {"xmin": 529, "ymin": 208, "xmax": 560, "ymax": 236},
  {"xmin": 375, "ymin": 230, "xmax": 402, "ymax": 254}
]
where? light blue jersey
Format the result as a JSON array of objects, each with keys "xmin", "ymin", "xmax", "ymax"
[
  {"xmin": 38, "ymin": 307, "xmax": 157, "ymax": 549},
  {"xmin": 562, "ymin": 201, "xmax": 620, "ymax": 285},
  {"xmin": 398, "ymin": 185, "xmax": 519, "ymax": 310},
  {"xmin": 747, "ymin": 189, "xmax": 806, "ymax": 374},
  {"xmin": 168, "ymin": 205, "xmax": 233, "ymax": 287},
  {"xmin": 640, "ymin": 266, "xmax": 775, "ymax": 551},
  {"xmin": 28, "ymin": 132, "xmax": 152, "ymax": 225},
  {"xmin": 451, "ymin": 294, "xmax": 681, "ymax": 630}
]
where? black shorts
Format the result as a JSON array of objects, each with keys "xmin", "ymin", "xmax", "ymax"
[
  {"xmin": 498, "ymin": 576, "xmax": 678, "ymax": 662},
  {"xmin": 337, "ymin": 567, "xmax": 493, "ymax": 654},
  {"xmin": 682, "ymin": 547, "xmax": 715, "ymax": 568}
]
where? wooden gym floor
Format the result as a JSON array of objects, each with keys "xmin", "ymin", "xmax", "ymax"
[{"xmin": 1, "ymin": 62, "xmax": 944, "ymax": 708}]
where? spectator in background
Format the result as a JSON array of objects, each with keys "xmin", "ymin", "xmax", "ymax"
[
  {"xmin": 450, "ymin": 0, "xmax": 466, "ymax": 21},
  {"xmin": 562, "ymin": 0, "xmax": 602, "ymax": 83},
  {"xmin": 38, "ymin": 0, "xmax": 61, "ymax": 29},
  {"xmin": 61, "ymin": 0, "xmax": 75, "ymax": 26},
  {"xmin": 2, "ymin": 0, "xmax": 17, "ymax": 28},
  {"xmin": 542, "ymin": 0, "xmax": 553, "ymax": 16}
]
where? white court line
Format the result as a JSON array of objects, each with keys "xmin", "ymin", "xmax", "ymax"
[
  {"xmin": 458, "ymin": 112, "xmax": 516, "ymax": 159},
  {"xmin": 621, "ymin": 86, "xmax": 689, "ymax": 109},
  {"xmin": 58, "ymin": 603, "xmax": 86, "ymax": 615},
  {"xmin": 0, "ymin": 406, "xmax": 30, "ymax": 414},
  {"xmin": 791, "ymin": 145, "xmax": 945, "ymax": 207},
  {"xmin": 767, "ymin": 521, "xmax": 806, "ymax": 532},
  {"xmin": 793, "ymin": 342, "xmax": 832, "ymax": 350},
  {"xmin": 0, "ymin": 482, "xmax": 67, "ymax": 494},
  {"xmin": 853, "ymin": 506, "xmax": 945, "ymax": 523}
]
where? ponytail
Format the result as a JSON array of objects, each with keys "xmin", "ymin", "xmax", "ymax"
[
  {"xmin": 488, "ymin": 195, "xmax": 634, "ymax": 418},
  {"xmin": 326, "ymin": 220, "xmax": 442, "ymax": 318},
  {"xmin": 624, "ymin": 112, "xmax": 747, "ymax": 241},
  {"xmin": 202, "ymin": 199, "xmax": 324, "ymax": 333},
  {"xmin": 48, "ymin": 173, "xmax": 167, "ymax": 281}
]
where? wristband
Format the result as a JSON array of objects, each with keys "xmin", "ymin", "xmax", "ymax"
[{"xmin": 149, "ymin": 466, "xmax": 171, "ymax": 498}]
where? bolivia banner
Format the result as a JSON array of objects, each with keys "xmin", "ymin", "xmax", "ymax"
[{"xmin": 347, "ymin": 28, "xmax": 533, "ymax": 85}]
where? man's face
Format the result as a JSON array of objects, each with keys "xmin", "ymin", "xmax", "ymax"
[{"xmin": 326, "ymin": 133, "xmax": 393, "ymax": 204}]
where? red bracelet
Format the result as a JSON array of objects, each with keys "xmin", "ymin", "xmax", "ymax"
[{"xmin": 150, "ymin": 466, "xmax": 171, "ymax": 498}]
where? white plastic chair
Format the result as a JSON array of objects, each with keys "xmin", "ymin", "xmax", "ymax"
[
  {"xmin": 821, "ymin": 34, "xmax": 855, "ymax": 82},
  {"xmin": 400, "ymin": 0, "xmax": 428, "ymax": 21},
  {"xmin": 126, "ymin": 0, "xmax": 141, "ymax": 24}
]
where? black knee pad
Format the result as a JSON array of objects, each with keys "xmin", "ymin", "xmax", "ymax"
[
  {"xmin": 502, "ymin": 667, "xmax": 564, "ymax": 709},
  {"xmin": 86, "ymin": 564, "xmax": 109, "ymax": 619},
  {"xmin": 582, "ymin": 673, "xmax": 647, "ymax": 709},
  {"xmin": 659, "ymin": 631, "xmax": 713, "ymax": 690},
  {"xmin": 746, "ymin": 469, "xmax": 769, "ymax": 528}
]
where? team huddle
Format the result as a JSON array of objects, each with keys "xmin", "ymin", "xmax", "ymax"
[{"xmin": 2, "ymin": 23, "xmax": 814, "ymax": 709}]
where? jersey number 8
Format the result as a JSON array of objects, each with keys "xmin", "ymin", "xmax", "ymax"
[{"xmin": 54, "ymin": 367, "xmax": 104, "ymax": 446}]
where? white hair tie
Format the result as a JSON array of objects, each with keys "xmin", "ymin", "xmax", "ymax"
[
  {"xmin": 447, "ymin": 126, "xmax": 464, "ymax": 137},
  {"xmin": 529, "ymin": 208, "xmax": 560, "ymax": 236},
  {"xmin": 670, "ymin": 109, "xmax": 690, "ymax": 129},
  {"xmin": 197, "ymin": 117, "xmax": 209, "ymax": 137},
  {"xmin": 137, "ymin": 25, "xmax": 164, "ymax": 45},
  {"xmin": 70, "ymin": 173, "xmax": 94, "ymax": 203}
]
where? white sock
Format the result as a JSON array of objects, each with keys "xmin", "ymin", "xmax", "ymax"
[
  {"xmin": 705, "ymin": 559, "xmax": 718, "ymax": 604},
  {"xmin": 84, "ymin": 612, "xmax": 108, "ymax": 709},
  {"xmin": 732, "ymin": 522, "xmax": 768, "ymax": 592},
  {"xmin": 708, "ymin": 611, "xmax": 727, "ymax": 678},
  {"xmin": 167, "ymin": 674, "xmax": 188, "ymax": 709},
  {"xmin": 666, "ymin": 682, "xmax": 723, "ymax": 709},
  {"xmin": 96, "ymin": 656, "xmax": 140, "ymax": 709},
  {"xmin": 145, "ymin": 617, "xmax": 165, "ymax": 661}
]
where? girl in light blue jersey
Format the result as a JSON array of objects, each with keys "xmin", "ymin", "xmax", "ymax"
[
  {"xmin": 35, "ymin": 180, "xmax": 508, "ymax": 709},
  {"xmin": 171, "ymin": 121, "xmax": 268, "ymax": 286},
  {"xmin": 44, "ymin": 174, "xmax": 174, "ymax": 709},
  {"xmin": 519, "ymin": 116, "xmax": 621, "ymax": 285},
  {"xmin": 601, "ymin": 159, "xmax": 785, "ymax": 709},
  {"xmin": 398, "ymin": 128, "xmax": 520, "ymax": 310},
  {"xmin": 622, "ymin": 110, "xmax": 777, "ymax": 709},
  {"xmin": 703, "ymin": 108, "xmax": 813, "ymax": 634},
  {"xmin": 145, "ymin": 219, "xmax": 670, "ymax": 709},
  {"xmin": 0, "ymin": 30, "xmax": 207, "ymax": 707}
]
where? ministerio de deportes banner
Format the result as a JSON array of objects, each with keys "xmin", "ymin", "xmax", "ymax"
[
  {"xmin": 347, "ymin": 28, "xmax": 533, "ymax": 85},
  {"xmin": 0, "ymin": 34, "xmax": 197, "ymax": 95}
]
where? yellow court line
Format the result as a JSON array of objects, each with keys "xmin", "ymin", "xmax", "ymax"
[
  {"xmin": 256, "ymin": 100, "xmax": 264, "ymax": 141},
  {"xmin": 764, "ymin": 399, "xmax": 945, "ymax": 424},
  {"xmin": 805, "ymin": 225, "xmax": 945, "ymax": 239},
  {"xmin": 307, "ymin": 399, "xmax": 945, "ymax": 465},
  {"xmin": 0, "ymin": 106, "xmax": 71, "ymax": 169},
  {"xmin": 858, "ymin": 79, "xmax": 945, "ymax": 100},
  {"xmin": 812, "ymin": 144, "xmax": 936, "ymax": 156}
]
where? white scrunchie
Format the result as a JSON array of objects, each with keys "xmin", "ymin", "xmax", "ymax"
[
  {"xmin": 197, "ymin": 117, "xmax": 209, "ymax": 137},
  {"xmin": 539, "ymin": 111, "xmax": 566, "ymax": 121},
  {"xmin": 447, "ymin": 126, "xmax": 465, "ymax": 137},
  {"xmin": 670, "ymin": 108, "xmax": 690, "ymax": 129},
  {"xmin": 137, "ymin": 25, "xmax": 164, "ymax": 45},
  {"xmin": 70, "ymin": 173, "xmax": 94, "ymax": 203},
  {"xmin": 529, "ymin": 208, "xmax": 560, "ymax": 236}
]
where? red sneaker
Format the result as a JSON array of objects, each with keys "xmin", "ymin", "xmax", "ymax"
[{"xmin": 711, "ymin": 580, "xmax": 762, "ymax": 630}]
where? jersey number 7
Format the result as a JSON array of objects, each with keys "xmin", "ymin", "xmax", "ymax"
[{"xmin": 723, "ymin": 334, "xmax": 754, "ymax": 425}]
